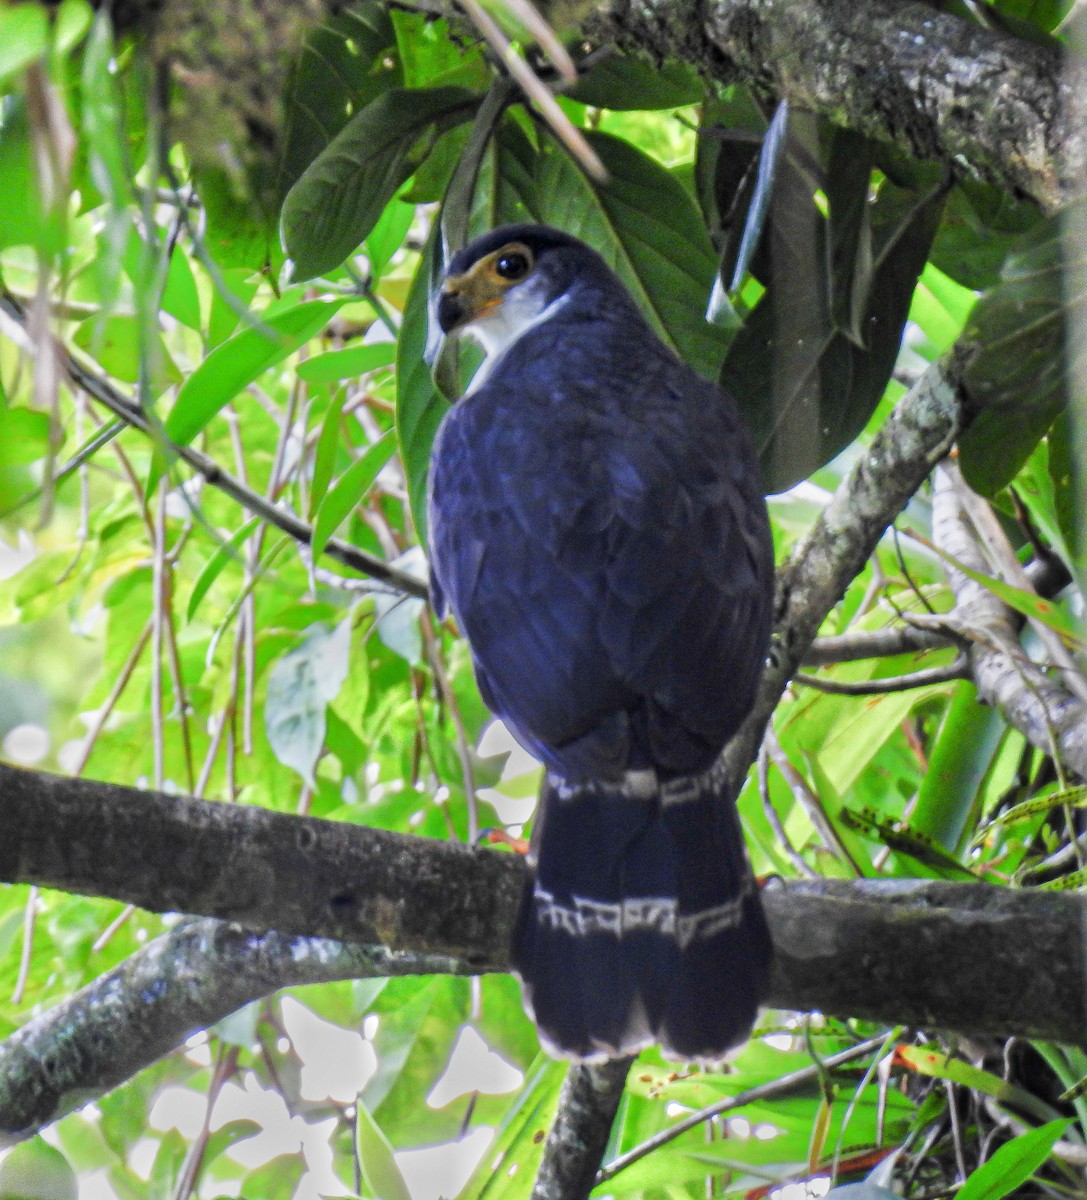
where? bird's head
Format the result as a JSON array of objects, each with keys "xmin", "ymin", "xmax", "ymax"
[{"xmin": 430, "ymin": 225, "xmax": 603, "ymax": 363}]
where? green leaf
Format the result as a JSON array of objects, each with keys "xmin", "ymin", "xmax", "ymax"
[
  {"xmin": 148, "ymin": 1129, "xmax": 186, "ymax": 1200},
  {"xmin": 79, "ymin": 11, "xmax": 129, "ymax": 318},
  {"xmin": 163, "ymin": 298, "xmax": 346, "ymax": 448},
  {"xmin": 396, "ymin": 228, "xmax": 448, "ymax": 542},
  {"xmin": 721, "ymin": 119, "xmax": 947, "ymax": 492},
  {"xmin": 469, "ymin": 1057, "xmax": 566, "ymax": 1200},
  {"xmin": 281, "ymin": 86, "xmax": 480, "ymax": 282},
  {"xmin": 916, "ymin": 531, "xmax": 1083, "ymax": 643},
  {"xmin": 959, "ymin": 204, "xmax": 1087, "ymax": 496},
  {"xmin": 190, "ymin": 162, "xmax": 277, "ymax": 273},
  {"xmin": 567, "ymin": 54, "xmax": 704, "ymax": 110},
  {"xmin": 0, "ymin": 98, "xmax": 46, "ymax": 252},
  {"xmin": 990, "ymin": 784, "xmax": 1087, "ymax": 829},
  {"xmin": 355, "ymin": 1101, "xmax": 413, "ymax": 1200},
  {"xmin": 535, "ymin": 128, "xmax": 730, "ymax": 381},
  {"xmin": 0, "ymin": 1138, "xmax": 78, "ymax": 1200},
  {"xmin": 72, "ymin": 313, "xmax": 181, "ymax": 392},
  {"xmin": 186, "ymin": 517, "xmax": 260, "ymax": 622},
  {"xmin": 909, "ymin": 262, "xmax": 977, "ymax": 353},
  {"xmin": 239, "ymin": 1154, "xmax": 305, "ymax": 1200},
  {"xmin": 122, "ymin": 227, "xmax": 202, "ymax": 332},
  {"xmin": 312, "ymin": 429, "xmax": 396, "ymax": 559},
  {"xmin": 474, "ymin": 113, "xmax": 540, "ymax": 230},
  {"xmin": 265, "ymin": 619, "xmax": 352, "ymax": 787},
  {"xmin": 0, "ymin": 5, "xmax": 49, "ymax": 87},
  {"xmin": 958, "ymin": 403, "xmax": 1063, "ymax": 499},
  {"xmin": 895, "ymin": 1046, "xmax": 1056, "ymax": 1122},
  {"xmin": 929, "ymin": 179, "xmax": 1041, "ymax": 291},
  {"xmin": 392, "ymin": 10, "xmax": 485, "ymax": 89},
  {"xmin": 50, "ymin": 0, "xmax": 93, "ymax": 56},
  {"xmin": 0, "ymin": 408, "xmax": 52, "ymax": 464},
  {"xmin": 1015, "ymin": 432, "xmax": 1077, "ymax": 569},
  {"xmin": 366, "ymin": 196, "xmax": 415, "ymax": 278},
  {"xmin": 296, "ymin": 342, "xmax": 396, "ymax": 383},
  {"xmin": 274, "ymin": 2, "xmax": 401, "ymax": 203},
  {"xmin": 1047, "ymin": 412, "xmax": 1081, "ymax": 568},
  {"xmin": 956, "ymin": 1119, "xmax": 1072, "ymax": 1200},
  {"xmin": 200, "ymin": 1119, "xmax": 262, "ymax": 1167}
]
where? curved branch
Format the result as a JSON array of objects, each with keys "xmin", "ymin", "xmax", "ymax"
[
  {"xmin": 0, "ymin": 920, "xmax": 465, "ymax": 1144},
  {"xmin": 932, "ymin": 461, "xmax": 1087, "ymax": 780},
  {"xmin": 591, "ymin": 0, "xmax": 1086, "ymax": 211}
]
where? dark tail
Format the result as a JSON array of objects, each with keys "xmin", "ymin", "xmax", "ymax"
[{"xmin": 510, "ymin": 765, "xmax": 772, "ymax": 1062}]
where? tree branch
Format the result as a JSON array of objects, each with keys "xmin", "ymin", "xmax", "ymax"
[
  {"xmin": 722, "ymin": 357, "xmax": 966, "ymax": 792},
  {"xmin": 0, "ymin": 763, "xmax": 517, "ymax": 967},
  {"xmin": 932, "ymin": 461, "xmax": 1087, "ymax": 780},
  {"xmin": 4, "ymin": 760, "xmax": 1087, "ymax": 1138},
  {"xmin": 530, "ymin": 1058, "xmax": 635, "ymax": 1200},
  {"xmin": 0, "ymin": 919, "xmax": 466, "ymax": 1144},
  {"xmin": 591, "ymin": 0, "xmax": 1087, "ymax": 211}
]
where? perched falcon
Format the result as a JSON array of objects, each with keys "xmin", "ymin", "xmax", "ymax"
[{"xmin": 427, "ymin": 224, "xmax": 774, "ymax": 1061}]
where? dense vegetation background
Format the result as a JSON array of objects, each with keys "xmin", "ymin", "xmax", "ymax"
[{"xmin": 0, "ymin": 0, "xmax": 1085, "ymax": 1197}]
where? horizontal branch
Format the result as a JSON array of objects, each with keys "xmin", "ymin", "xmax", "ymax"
[
  {"xmin": 592, "ymin": 0, "xmax": 1086, "ymax": 210},
  {"xmin": 0, "ymin": 763, "xmax": 518, "ymax": 968},
  {"xmin": 3, "ymin": 760, "xmax": 1087, "ymax": 1137}
]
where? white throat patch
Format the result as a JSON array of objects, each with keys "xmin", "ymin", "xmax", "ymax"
[{"xmin": 464, "ymin": 289, "xmax": 570, "ymax": 395}]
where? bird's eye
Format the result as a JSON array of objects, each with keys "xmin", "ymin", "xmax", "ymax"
[{"xmin": 494, "ymin": 250, "xmax": 531, "ymax": 281}]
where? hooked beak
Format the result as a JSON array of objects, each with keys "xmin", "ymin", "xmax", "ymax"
[
  {"xmin": 437, "ymin": 290, "xmax": 467, "ymax": 334},
  {"xmin": 425, "ymin": 269, "xmax": 506, "ymax": 365},
  {"xmin": 424, "ymin": 285, "xmax": 471, "ymax": 367}
]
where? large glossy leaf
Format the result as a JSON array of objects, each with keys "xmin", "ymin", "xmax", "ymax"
[
  {"xmin": 721, "ymin": 145, "xmax": 946, "ymax": 492},
  {"xmin": 273, "ymin": 2, "xmax": 400, "ymax": 203},
  {"xmin": 281, "ymin": 86, "xmax": 480, "ymax": 281},
  {"xmin": 958, "ymin": 206, "xmax": 1087, "ymax": 496},
  {"xmin": 929, "ymin": 178, "xmax": 1042, "ymax": 290},
  {"xmin": 567, "ymin": 53, "xmax": 704, "ymax": 110},
  {"xmin": 534, "ymin": 129, "xmax": 730, "ymax": 380}
]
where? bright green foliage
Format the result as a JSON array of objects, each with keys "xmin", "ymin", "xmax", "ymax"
[{"xmin": 0, "ymin": 1, "xmax": 1084, "ymax": 1198}]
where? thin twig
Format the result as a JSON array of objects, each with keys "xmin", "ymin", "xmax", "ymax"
[
  {"xmin": 11, "ymin": 887, "xmax": 38, "ymax": 1006},
  {"xmin": 757, "ymin": 739, "xmax": 817, "ymax": 877},
  {"xmin": 456, "ymin": 0, "xmax": 606, "ymax": 181},
  {"xmin": 0, "ymin": 291, "xmax": 428, "ymax": 600},
  {"xmin": 794, "ymin": 656, "xmax": 969, "ymax": 695},
  {"xmin": 764, "ymin": 727, "xmax": 861, "ymax": 874},
  {"xmin": 596, "ymin": 1034, "xmax": 892, "ymax": 1185}
]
